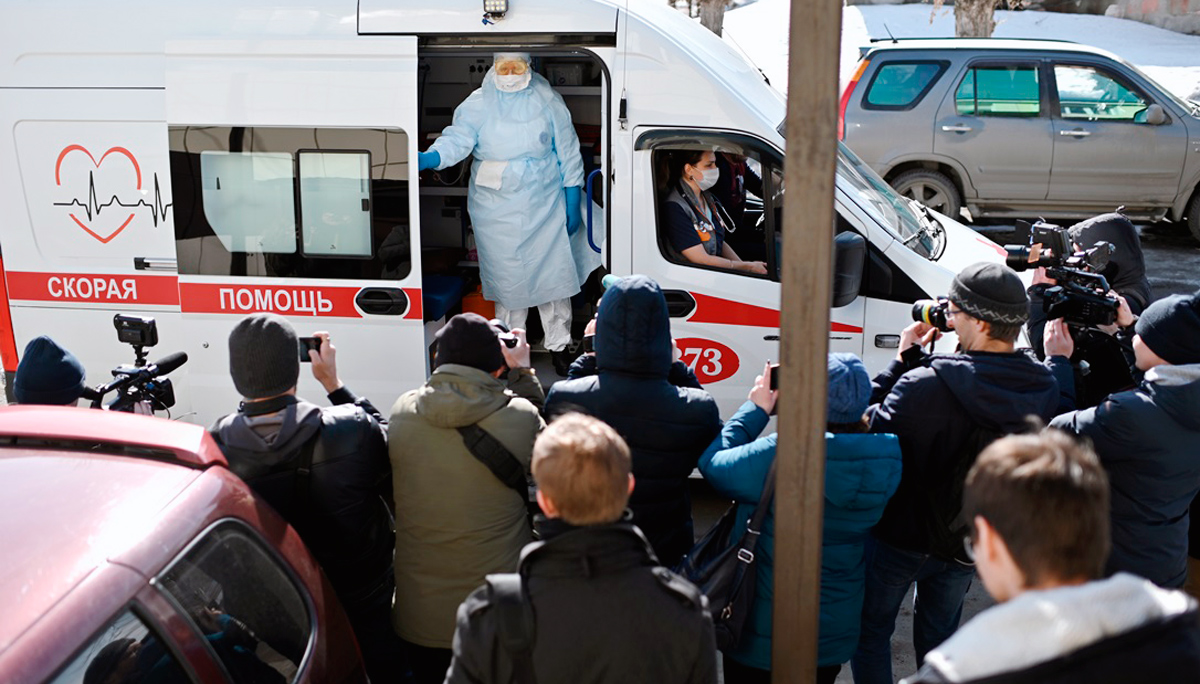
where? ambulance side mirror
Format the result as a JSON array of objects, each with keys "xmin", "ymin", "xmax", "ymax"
[{"xmin": 832, "ymin": 231, "xmax": 866, "ymax": 308}]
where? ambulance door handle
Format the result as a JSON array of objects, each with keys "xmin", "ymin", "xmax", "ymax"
[
  {"xmin": 661, "ymin": 290, "xmax": 697, "ymax": 318},
  {"xmin": 134, "ymin": 257, "xmax": 177, "ymax": 272},
  {"xmin": 355, "ymin": 287, "xmax": 409, "ymax": 316}
]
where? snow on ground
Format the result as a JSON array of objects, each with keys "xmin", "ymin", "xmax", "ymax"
[{"xmin": 722, "ymin": 1, "xmax": 1200, "ymax": 101}]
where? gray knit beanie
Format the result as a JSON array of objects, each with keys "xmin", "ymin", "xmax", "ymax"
[
  {"xmin": 228, "ymin": 313, "xmax": 300, "ymax": 399},
  {"xmin": 948, "ymin": 262, "xmax": 1029, "ymax": 326}
]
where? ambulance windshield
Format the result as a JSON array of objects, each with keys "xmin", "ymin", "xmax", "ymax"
[{"xmin": 835, "ymin": 143, "xmax": 937, "ymax": 259}]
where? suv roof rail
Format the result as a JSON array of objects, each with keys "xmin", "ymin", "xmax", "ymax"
[{"xmin": 865, "ymin": 36, "xmax": 1079, "ymax": 44}]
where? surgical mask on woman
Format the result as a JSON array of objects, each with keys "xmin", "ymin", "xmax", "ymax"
[
  {"xmin": 495, "ymin": 71, "xmax": 532, "ymax": 92},
  {"xmin": 695, "ymin": 166, "xmax": 721, "ymax": 192}
]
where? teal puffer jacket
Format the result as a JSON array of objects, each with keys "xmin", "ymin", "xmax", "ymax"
[{"xmin": 698, "ymin": 401, "xmax": 901, "ymax": 670}]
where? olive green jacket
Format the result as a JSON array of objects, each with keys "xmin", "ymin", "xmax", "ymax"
[{"xmin": 388, "ymin": 364, "xmax": 544, "ymax": 648}]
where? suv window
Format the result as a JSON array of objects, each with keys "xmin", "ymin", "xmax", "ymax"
[
  {"xmin": 48, "ymin": 610, "xmax": 190, "ymax": 684},
  {"xmin": 170, "ymin": 126, "xmax": 411, "ymax": 280},
  {"xmin": 1054, "ymin": 64, "xmax": 1148, "ymax": 121},
  {"xmin": 158, "ymin": 522, "xmax": 311, "ymax": 683},
  {"xmin": 955, "ymin": 65, "xmax": 1041, "ymax": 117},
  {"xmin": 864, "ymin": 62, "xmax": 947, "ymax": 109}
]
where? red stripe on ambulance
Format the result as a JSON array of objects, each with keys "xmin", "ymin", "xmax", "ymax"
[
  {"xmin": 180, "ymin": 283, "xmax": 363, "ymax": 318},
  {"xmin": 6, "ymin": 271, "xmax": 179, "ymax": 305},
  {"xmin": 686, "ymin": 292, "xmax": 864, "ymax": 334},
  {"xmin": 178, "ymin": 283, "xmax": 424, "ymax": 320}
]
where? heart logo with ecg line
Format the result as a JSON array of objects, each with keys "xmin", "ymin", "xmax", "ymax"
[{"xmin": 54, "ymin": 144, "xmax": 142, "ymax": 244}]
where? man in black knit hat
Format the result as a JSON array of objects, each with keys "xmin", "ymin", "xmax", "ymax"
[
  {"xmin": 852, "ymin": 262, "xmax": 1072, "ymax": 684},
  {"xmin": 1051, "ymin": 288, "xmax": 1200, "ymax": 588},
  {"xmin": 208, "ymin": 313, "xmax": 403, "ymax": 683}
]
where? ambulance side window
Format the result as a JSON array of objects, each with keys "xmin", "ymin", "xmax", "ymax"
[
  {"xmin": 168, "ymin": 126, "xmax": 411, "ymax": 280},
  {"xmin": 653, "ymin": 142, "xmax": 778, "ymax": 280}
]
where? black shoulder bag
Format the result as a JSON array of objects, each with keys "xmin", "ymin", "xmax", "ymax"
[{"xmin": 674, "ymin": 460, "xmax": 776, "ymax": 651}]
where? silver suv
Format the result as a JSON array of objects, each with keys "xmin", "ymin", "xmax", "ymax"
[{"xmin": 839, "ymin": 38, "xmax": 1200, "ymax": 242}]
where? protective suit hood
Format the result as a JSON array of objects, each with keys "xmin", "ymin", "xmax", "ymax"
[{"xmin": 595, "ymin": 275, "xmax": 674, "ymax": 378}]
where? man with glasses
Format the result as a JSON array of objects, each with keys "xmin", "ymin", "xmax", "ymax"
[
  {"xmin": 851, "ymin": 262, "xmax": 1072, "ymax": 684},
  {"xmin": 903, "ymin": 428, "xmax": 1200, "ymax": 683}
]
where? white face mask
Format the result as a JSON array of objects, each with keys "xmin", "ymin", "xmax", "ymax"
[
  {"xmin": 495, "ymin": 72, "xmax": 532, "ymax": 93},
  {"xmin": 696, "ymin": 166, "xmax": 720, "ymax": 192}
]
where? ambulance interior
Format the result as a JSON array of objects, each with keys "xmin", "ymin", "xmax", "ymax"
[{"xmin": 415, "ymin": 50, "xmax": 607, "ymax": 368}]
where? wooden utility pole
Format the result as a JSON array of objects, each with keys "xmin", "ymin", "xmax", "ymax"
[{"xmin": 772, "ymin": 0, "xmax": 842, "ymax": 680}]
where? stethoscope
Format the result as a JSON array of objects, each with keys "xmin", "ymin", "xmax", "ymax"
[{"xmin": 677, "ymin": 181, "xmax": 738, "ymax": 237}]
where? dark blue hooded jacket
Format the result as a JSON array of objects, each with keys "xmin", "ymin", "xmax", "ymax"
[
  {"xmin": 545, "ymin": 275, "xmax": 721, "ymax": 566},
  {"xmin": 867, "ymin": 349, "xmax": 1064, "ymax": 557},
  {"xmin": 1052, "ymin": 364, "xmax": 1200, "ymax": 588}
]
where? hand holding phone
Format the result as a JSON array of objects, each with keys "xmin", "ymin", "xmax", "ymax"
[
  {"xmin": 299, "ymin": 337, "xmax": 321, "ymax": 363},
  {"xmin": 750, "ymin": 361, "xmax": 778, "ymax": 415}
]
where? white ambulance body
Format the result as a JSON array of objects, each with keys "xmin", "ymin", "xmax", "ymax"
[{"xmin": 0, "ymin": 0, "xmax": 1007, "ymax": 423}]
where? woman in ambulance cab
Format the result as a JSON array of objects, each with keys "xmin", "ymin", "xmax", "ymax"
[{"xmin": 662, "ymin": 150, "xmax": 767, "ymax": 274}]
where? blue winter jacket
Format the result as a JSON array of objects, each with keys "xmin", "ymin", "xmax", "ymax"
[{"xmin": 699, "ymin": 401, "xmax": 902, "ymax": 670}]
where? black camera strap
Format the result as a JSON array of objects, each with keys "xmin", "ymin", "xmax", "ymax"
[
  {"xmin": 240, "ymin": 395, "xmax": 299, "ymax": 417},
  {"xmin": 457, "ymin": 424, "xmax": 528, "ymax": 501}
]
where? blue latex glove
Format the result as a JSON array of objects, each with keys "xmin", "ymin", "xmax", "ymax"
[
  {"xmin": 564, "ymin": 186, "xmax": 583, "ymax": 236},
  {"xmin": 417, "ymin": 150, "xmax": 440, "ymax": 172}
]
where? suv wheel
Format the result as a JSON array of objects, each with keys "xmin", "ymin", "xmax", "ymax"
[
  {"xmin": 891, "ymin": 169, "xmax": 962, "ymax": 219},
  {"xmin": 1187, "ymin": 192, "xmax": 1200, "ymax": 244}
]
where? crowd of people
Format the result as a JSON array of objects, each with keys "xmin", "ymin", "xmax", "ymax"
[
  {"xmin": 13, "ymin": 252, "xmax": 1200, "ymax": 682},
  {"xmin": 11, "ymin": 47, "xmax": 1199, "ymax": 684}
]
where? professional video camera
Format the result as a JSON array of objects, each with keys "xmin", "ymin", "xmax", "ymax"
[
  {"xmin": 90, "ymin": 314, "xmax": 188, "ymax": 413},
  {"xmin": 1004, "ymin": 220, "xmax": 1120, "ymax": 328}
]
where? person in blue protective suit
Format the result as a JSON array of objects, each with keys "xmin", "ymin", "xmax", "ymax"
[{"xmin": 418, "ymin": 52, "xmax": 589, "ymax": 375}]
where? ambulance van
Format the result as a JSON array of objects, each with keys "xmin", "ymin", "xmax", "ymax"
[{"xmin": 0, "ymin": 0, "xmax": 1009, "ymax": 423}]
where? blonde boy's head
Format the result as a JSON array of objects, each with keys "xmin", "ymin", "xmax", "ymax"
[{"xmin": 533, "ymin": 413, "xmax": 632, "ymax": 526}]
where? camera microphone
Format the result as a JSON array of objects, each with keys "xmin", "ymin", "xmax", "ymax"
[{"xmin": 150, "ymin": 352, "xmax": 189, "ymax": 377}]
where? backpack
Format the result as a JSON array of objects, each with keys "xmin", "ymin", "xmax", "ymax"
[{"xmin": 921, "ymin": 424, "xmax": 1002, "ymax": 564}]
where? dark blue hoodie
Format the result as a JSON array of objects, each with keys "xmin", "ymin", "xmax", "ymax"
[
  {"xmin": 1052, "ymin": 364, "xmax": 1200, "ymax": 588},
  {"xmin": 545, "ymin": 275, "xmax": 721, "ymax": 566},
  {"xmin": 867, "ymin": 349, "xmax": 1062, "ymax": 557}
]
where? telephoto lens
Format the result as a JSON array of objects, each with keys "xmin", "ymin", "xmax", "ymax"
[{"xmin": 911, "ymin": 297, "xmax": 952, "ymax": 332}]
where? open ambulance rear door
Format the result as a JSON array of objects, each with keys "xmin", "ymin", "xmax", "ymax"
[{"xmin": 165, "ymin": 38, "xmax": 425, "ymax": 421}]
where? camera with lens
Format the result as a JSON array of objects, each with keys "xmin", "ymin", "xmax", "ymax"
[
  {"xmin": 911, "ymin": 296, "xmax": 952, "ymax": 332},
  {"xmin": 1004, "ymin": 220, "xmax": 1120, "ymax": 328},
  {"xmin": 489, "ymin": 318, "xmax": 519, "ymax": 348},
  {"xmin": 90, "ymin": 315, "xmax": 188, "ymax": 413}
]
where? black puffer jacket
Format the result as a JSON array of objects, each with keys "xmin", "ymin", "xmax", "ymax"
[
  {"xmin": 1051, "ymin": 364, "xmax": 1200, "ymax": 588},
  {"xmin": 867, "ymin": 349, "xmax": 1064, "ymax": 558},
  {"xmin": 544, "ymin": 275, "xmax": 721, "ymax": 566},
  {"xmin": 444, "ymin": 519, "xmax": 718, "ymax": 684},
  {"xmin": 210, "ymin": 394, "xmax": 393, "ymax": 609}
]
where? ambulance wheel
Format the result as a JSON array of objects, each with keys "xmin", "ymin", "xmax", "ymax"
[
  {"xmin": 891, "ymin": 169, "xmax": 962, "ymax": 220},
  {"xmin": 1187, "ymin": 192, "xmax": 1200, "ymax": 244}
]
